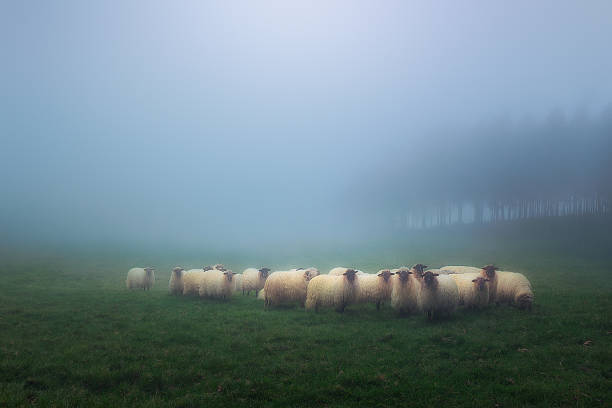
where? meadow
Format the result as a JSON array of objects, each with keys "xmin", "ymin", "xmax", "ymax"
[{"xmin": 1, "ymin": 219, "xmax": 611, "ymax": 407}]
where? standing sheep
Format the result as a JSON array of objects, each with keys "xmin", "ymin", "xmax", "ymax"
[
  {"xmin": 182, "ymin": 268, "xmax": 208, "ymax": 295},
  {"xmin": 168, "ymin": 267, "xmax": 185, "ymax": 295},
  {"xmin": 126, "ymin": 267, "xmax": 155, "ymax": 290},
  {"xmin": 355, "ymin": 270, "xmax": 395, "ymax": 310},
  {"xmin": 417, "ymin": 271, "xmax": 459, "ymax": 320},
  {"xmin": 390, "ymin": 267, "xmax": 420, "ymax": 314},
  {"xmin": 263, "ymin": 269, "xmax": 315, "ymax": 309},
  {"xmin": 233, "ymin": 274, "xmax": 243, "ymax": 292},
  {"xmin": 449, "ymin": 273, "xmax": 490, "ymax": 309},
  {"xmin": 241, "ymin": 267, "xmax": 271, "ymax": 296},
  {"xmin": 199, "ymin": 269, "xmax": 235, "ymax": 300},
  {"xmin": 495, "ymin": 271, "xmax": 534, "ymax": 310},
  {"xmin": 305, "ymin": 269, "xmax": 359, "ymax": 312}
]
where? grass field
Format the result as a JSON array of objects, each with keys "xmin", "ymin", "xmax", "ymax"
[{"xmin": 1, "ymin": 220, "xmax": 611, "ymax": 407}]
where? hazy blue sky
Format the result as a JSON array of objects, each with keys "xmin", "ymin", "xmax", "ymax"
[{"xmin": 1, "ymin": 1, "xmax": 611, "ymax": 248}]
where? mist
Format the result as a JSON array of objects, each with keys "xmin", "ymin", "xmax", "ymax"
[{"xmin": 2, "ymin": 0, "xmax": 611, "ymax": 251}]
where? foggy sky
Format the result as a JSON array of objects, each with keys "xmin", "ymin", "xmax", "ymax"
[{"xmin": 1, "ymin": 1, "xmax": 611, "ymax": 249}]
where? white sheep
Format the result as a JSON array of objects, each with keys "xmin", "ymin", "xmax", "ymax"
[
  {"xmin": 355, "ymin": 270, "xmax": 395, "ymax": 310},
  {"xmin": 198, "ymin": 269, "xmax": 235, "ymax": 300},
  {"xmin": 126, "ymin": 267, "xmax": 155, "ymax": 290},
  {"xmin": 241, "ymin": 267, "xmax": 271, "ymax": 296},
  {"xmin": 390, "ymin": 267, "xmax": 420, "ymax": 314},
  {"xmin": 182, "ymin": 268, "xmax": 208, "ymax": 295},
  {"xmin": 233, "ymin": 274, "xmax": 243, "ymax": 292},
  {"xmin": 417, "ymin": 270, "xmax": 459, "ymax": 320},
  {"xmin": 495, "ymin": 271, "xmax": 534, "ymax": 310},
  {"xmin": 263, "ymin": 269, "xmax": 315, "ymax": 308},
  {"xmin": 449, "ymin": 273, "xmax": 490, "ymax": 309},
  {"xmin": 305, "ymin": 269, "xmax": 359, "ymax": 312},
  {"xmin": 168, "ymin": 266, "xmax": 184, "ymax": 295}
]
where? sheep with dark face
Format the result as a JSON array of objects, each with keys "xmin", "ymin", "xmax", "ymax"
[
  {"xmin": 199, "ymin": 269, "xmax": 235, "ymax": 300},
  {"xmin": 183, "ymin": 268, "xmax": 209, "ymax": 295},
  {"xmin": 449, "ymin": 273, "xmax": 490, "ymax": 309},
  {"xmin": 305, "ymin": 269, "xmax": 359, "ymax": 312},
  {"xmin": 411, "ymin": 264, "xmax": 428, "ymax": 280},
  {"xmin": 417, "ymin": 271, "xmax": 459, "ymax": 320},
  {"xmin": 356, "ymin": 270, "xmax": 395, "ymax": 310},
  {"xmin": 126, "ymin": 267, "xmax": 155, "ymax": 290},
  {"xmin": 263, "ymin": 269, "xmax": 316, "ymax": 309},
  {"xmin": 168, "ymin": 267, "xmax": 184, "ymax": 295},
  {"xmin": 495, "ymin": 271, "xmax": 534, "ymax": 310},
  {"xmin": 241, "ymin": 267, "xmax": 271, "ymax": 296},
  {"xmin": 390, "ymin": 267, "xmax": 420, "ymax": 314}
]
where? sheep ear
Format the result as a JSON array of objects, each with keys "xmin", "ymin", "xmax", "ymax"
[
  {"xmin": 433, "ymin": 273, "xmax": 439, "ymax": 276},
  {"xmin": 472, "ymin": 278, "xmax": 477, "ymax": 282},
  {"xmin": 389, "ymin": 272, "xmax": 395, "ymax": 275}
]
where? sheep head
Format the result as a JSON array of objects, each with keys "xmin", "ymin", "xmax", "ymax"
[
  {"xmin": 412, "ymin": 264, "xmax": 428, "ymax": 278},
  {"xmin": 172, "ymin": 267, "xmax": 184, "ymax": 277},
  {"xmin": 377, "ymin": 269, "xmax": 394, "ymax": 282},
  {"xmin": 481, "ymin": 264, "xmax": 498, "ymax": 278},
  {"xmin": 396, "ymin": 268, "xmax": 412, "ymax": 282},
  {"xmin": 471, "ymin": 276, "xmax": 489, "ymax": 291},
  {"xmin": 203, "ymin": 266, "xmax": 213, "ymax": 271},
  {"xmin": 214, "ymin": 264, "xmax": 227, "ymax": 271},
  {"xmin": 422, "ymin": 271, "xmax": 439, "ymax": 288},
  {"xmin": 259, "ymin": 267, "xmax": 271, "ymax": 279},
  {"xmin": 144, "ymin": 267, "xmax": 154, "ymax": 276},
  {"xmin": 222, "ymin": 270, "xmax": 234, "ymax": 281},
  {"xmin": 343, "ymin": 268, "xmax": 358, "ymax": 282}
]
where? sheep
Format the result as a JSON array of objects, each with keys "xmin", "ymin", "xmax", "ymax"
[
  {"xmin": 449, "ymin": 273, "xmax": 490, "ymax": 309},
  {"xmin": 355, "ymin": 270, "xmax": 395, "ymax": 310},
  {"xmin": 263, "ymin": 269, "xmax": 315, "ymax": 309},
  {"xmin": 182, "ymin": 268, "xmax": 208, "ymax": 295},
  {"xmin": 390, "ymin": 267, "xmax": 420, "ymax": 314},
  {"xmin": 199, "ymin": 269, "xmax": 235, "ymax": 300},
  {"xmin": 411, "ymin": 264, "xmax": 429, "ymax": 279},
  {"xmin": 417, "ymin": 270, "xmax": 459, "ymax": 320},
  {"xmin": 241, "ymin": 267, "xmax": 271, "ymax": 296},
  {"xmin": 233, "ymin": 274, "xmax": 243, "ymax": 292},
  {"xmin": 495, "ymin": 271, "xmax": 534, "ymax": 310},
  {"xmin": 126, "ymin": 267, "xmax": 155, "ymax": 290},
  {"xmin": 439, "ymin": 265, "xmax": 481, "ymax": 274},
  {"xmin": 305, "ymin": 269, "xmax": 359, "ymax": 312},
  {"xmin": 443, "ymin": 265, "xmax": 500, "ymax": 304},
  {"xmin": 168, "ymin": 266, "xmax": 184, "ymax": 295}
]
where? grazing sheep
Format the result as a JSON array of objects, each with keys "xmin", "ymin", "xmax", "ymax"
[
  {"xmin": 182, "ymin": 268, "xmax": 208, "ymax": 295},
  {"xmin": 241, "ymin": 267, "xmax": 271, "ymax": 296},
  {"xmin": 355, "ymin": 270, "xmax": 395, "ymax": 310},
  {"xmin": 390, "ymin": 267, "xmax": 420, "ymax": 314},
  {"xmin": 439, "ymin": 265, "xmax": 481, "ymax": 274},
  {"xmin": 233, "ymin": 274, "xmax": 243, "ymax": 292},
  {"xmin": 305, "ymin": 269, "xmax": 359, "ymax": 312},
  {"xmin": 449, "ymin": 273, "xmax": 490, "ymax": 309},
  {"xmin": 126, "ymin": 267, "xmax": 155, "ymax": 290},
  {"xmin": 199, "ymin": 269, "xmax": 235, "ymax": 300},
  {"xmin": 263, "ymin": 269, "xmax": 316, "ymax": 309},
  {"xmin": 168, "ymin": 267, "xmax": 184, "ymax": 295},
  {"xmin": 417, "ymin": 271, "xmax": 459, "ymax": 320},
  {"xmin": 495, "ymin": 271, "xmax": 534, "ymax": 310}
]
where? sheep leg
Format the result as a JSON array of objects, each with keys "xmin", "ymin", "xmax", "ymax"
[{"xmin": 376, "ymin": 301, "xmax": 381, "ymax": 311}]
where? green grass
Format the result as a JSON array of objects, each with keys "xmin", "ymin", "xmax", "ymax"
[{"xmin": 1, "ymin": 223, "xmax": 611, "ymax": 407}]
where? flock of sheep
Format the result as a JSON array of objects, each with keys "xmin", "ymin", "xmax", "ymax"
[{"xmin": 126, "ymin": 263, "xmax": 534, "ymax": 319}]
